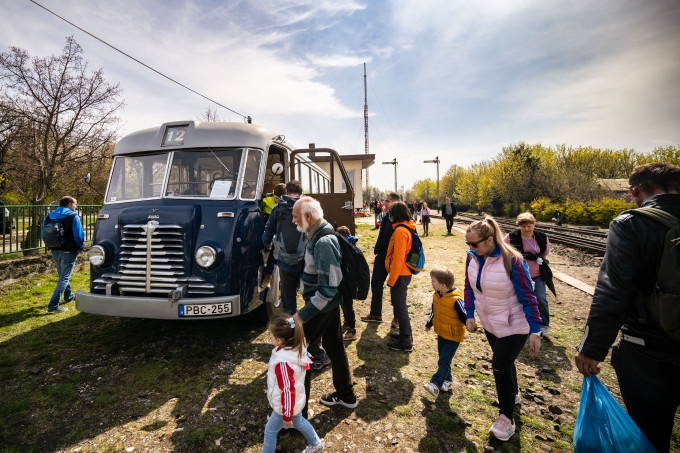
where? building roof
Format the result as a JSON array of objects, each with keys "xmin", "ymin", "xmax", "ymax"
[
  {"xmin": 596, "ymin": 178, "xmax": 629, "ymax": 192},
  {"xmin": 308, "ymin": 153, "xmax": 375, "ymax": 169}
]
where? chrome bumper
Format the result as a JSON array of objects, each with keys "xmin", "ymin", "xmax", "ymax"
[{"xmin": 75, "ymin": 290, "xmax": 242, "ymax": 320}]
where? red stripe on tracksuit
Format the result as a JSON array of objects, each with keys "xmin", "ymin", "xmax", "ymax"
[{"xmin": 275, "ymin": 362, "xmax": 296, "ymax": 423}]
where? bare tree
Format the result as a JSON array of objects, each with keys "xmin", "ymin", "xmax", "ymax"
[
  {"xmin": 0, "ymin": 36, "xmax": 124, "ymax": 252},
  {"xmin": 197, "ymin": 106, "xmax": 224, "ymax": 122}
]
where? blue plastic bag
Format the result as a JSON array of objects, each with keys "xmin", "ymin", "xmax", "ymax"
[{"xmin": 573, "ymin": 375, "xmax": 657, "ymax": 453}]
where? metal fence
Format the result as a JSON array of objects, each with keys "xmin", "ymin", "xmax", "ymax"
[{"xmin": 0, "ymin": 205, "xmax": 101, "ymax": 256}]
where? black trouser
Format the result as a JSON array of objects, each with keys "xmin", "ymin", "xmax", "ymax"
[
  {"xmin": 612, "ymin": 339, "xmax": 680, "ymax": 453},
  {"xmin": 444, "ymin": 216, "xmax": 454, "ymax": 233},
  {"xmin": 279, "ymin": 268, "xmax": 301, "ymax": 315},
  {"xmin": 390, "ymin": 275, "xmax": 412, "ymax": 339},
  {"xmin": 368, "ymin": 254, "xmax": 388, "ymax": 317},
  {"xmin": 484, "ymin": 331, "xmax": 528, "ymax": 419},
  {"xmin": 422, "ymin": 219, "xmax": 429, "ymax": 235},
  {"xmin": 341, "ymin": 293, "xmax": 355, "ymax": 329},
  {"xmin": 303, "ymin": 307, "xmax": 354, "ymax": 414}
]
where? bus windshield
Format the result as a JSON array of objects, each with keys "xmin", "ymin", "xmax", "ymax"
[{"xmin": 105, "ymin": 148, "xmax": 263, "ymax": 203}]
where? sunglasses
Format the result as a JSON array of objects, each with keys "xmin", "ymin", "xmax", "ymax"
[{"xmin": 465, "ymin": 237, "xmax": 488, "ymax": 248}]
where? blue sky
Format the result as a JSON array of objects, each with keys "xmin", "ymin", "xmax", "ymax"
[{"xmin": 2, "ymin": 0, "xmax": 679, "ymax": 190}]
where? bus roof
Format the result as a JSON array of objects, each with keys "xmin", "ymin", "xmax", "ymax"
[{"xmin": 113, "ymin": 121, "xmax": 291, "ymax": 156}]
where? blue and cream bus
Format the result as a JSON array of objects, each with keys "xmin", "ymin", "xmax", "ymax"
[{"xmin": 76, "ymin": 121, "xmax": 354, "ymax": 320}]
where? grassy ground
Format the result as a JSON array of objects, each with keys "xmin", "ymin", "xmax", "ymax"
[{"xmin": 0, "ymin": 217, "xmax": 678, "ymax": 452}]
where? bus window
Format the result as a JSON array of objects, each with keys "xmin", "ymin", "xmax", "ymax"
[
  {"xmin": 240, "ymin": 149, "xmax": 262, "ymax": 200},
  {"xmin": 166, "ymin": 149, "xmax": 242, "ymax": 199},
  {"xmin": 264, "ymin": 150, "xmax": 284, "ymax": 187},
  {"xmin": 106, "ymin": 153, "xmax": 168, "ymax": 202},
  {"xmin": 311, "ymin": 171, "xmax": 319, "ymax": 194}
]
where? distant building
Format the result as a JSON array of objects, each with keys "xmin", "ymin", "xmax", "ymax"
[
  {"xmin": 596, "ymin": 178, "xmax": 631, "ymax": 200},
  {"xmin": 308, "ymin": 151, "xmax": 375, "ymax": 211}
]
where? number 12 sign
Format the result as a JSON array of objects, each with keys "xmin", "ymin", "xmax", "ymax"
[{"xmin": 162, "ymin": 125, "xmax": 189, "ymax": 147}]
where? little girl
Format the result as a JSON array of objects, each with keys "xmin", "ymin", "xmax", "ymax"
[
  {"xmin": 420, "ymin": 202, "xmax": 431, "ymax": 236},
  {"xmin": 263, "ymin": 313, "xmax": 325, "ymax": 453}
]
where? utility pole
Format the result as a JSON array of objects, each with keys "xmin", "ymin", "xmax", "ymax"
[
  {"xmin": 423, "ymin": 156, "xmax": 440, "ymax": 207},
  {"xmin": 382, "ymin": 158, "xmax": 398, "ymax": 192},
  {"xmin": 364, "ymin": 63, "xmax": 369, "ymax": 187}
]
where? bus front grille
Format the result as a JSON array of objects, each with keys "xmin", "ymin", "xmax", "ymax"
[{"xmin": 90, "ymin": 222, "xmax": 216, "ymax": 297}]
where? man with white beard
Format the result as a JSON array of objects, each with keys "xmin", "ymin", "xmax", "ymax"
[{"xmin": 292, "ymin": 197, "xmax": 358, "ymax": 415}]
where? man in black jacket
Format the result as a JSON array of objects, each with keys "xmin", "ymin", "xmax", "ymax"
[
  {"xmin": 439, "ymin": 197, "xmax": 457, "ymax": 235},
  {"xmin": 361, "ymin": 191, "xmax": 401, "ymax": 323},
  {"xmin": 575, "ymin": 162, "xmax": 680, "ymax": 453}
]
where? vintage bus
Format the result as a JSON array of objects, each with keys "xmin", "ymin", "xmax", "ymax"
[{"xmin": 75, "ymin": 121, "xmax": 354, "ymax": 320}]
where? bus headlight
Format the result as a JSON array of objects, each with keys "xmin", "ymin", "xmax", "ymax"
[
  {"xmin": 88, "ymin": 245, "xmax": 106, "ymax": 266},
  {"xmin": 195, "ymin": 245, "xmax": 217, "ymax": 268}
]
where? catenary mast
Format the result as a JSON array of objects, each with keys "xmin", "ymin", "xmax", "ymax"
[{"xmin": 364, "ymin": 63, "xmax": 369, "ymax": 186}]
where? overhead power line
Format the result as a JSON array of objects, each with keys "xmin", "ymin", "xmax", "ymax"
[{"xmin": 28, "ymin": 0, "xmax": 248, "ymax": 120}]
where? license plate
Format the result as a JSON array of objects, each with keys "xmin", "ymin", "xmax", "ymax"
[{"xmin": 179, "ymin": 302, "xmax": 232, "ymax": 317}]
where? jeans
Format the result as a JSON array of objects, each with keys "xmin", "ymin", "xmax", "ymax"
[
  {"xmin": 484, "ymin": 331, "xmax": 528, "ymax": 419},
  {"xmin": 390, "ymin": 275, "xmax": 412, "ymax": 339},
  {"xmin": 279, "ymin": 268, "xmax": 301, "ymax": 315},
  {"xmin": 48, "ymin": 250, "xmax": 79, "ymax": 311},
  {"xmin": 612, "ymin": 339, "xmax": 680, "ymax": 453},
  {"xmin": 262, "ymin": 411, "xmax": 321, "ymax": 453},
  {"xmin": 368, "ymin": 254, "xmax": 388, "ymax": 317},
  {"xmin": 430, "ymin": 336, "xmax": 460, "ymax": 387},
  {"xmin": 532, "ymin": 276, "xmax": 549, "ymax": 326},
  {"xmin": 302, "ymin": 307, "xmax": 354, "ymax": 416},
  {"xmin": 341, "ymin": 293, "xmax": 355, "ymax": 329}
]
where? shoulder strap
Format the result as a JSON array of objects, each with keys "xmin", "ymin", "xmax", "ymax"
[
  {"xmin": 625, "ymin": 207, "xmax": 680, "ymax": 229},
  {"xmin": 311, "ymin": 228, "xmax": 334, "ymax": 248}
]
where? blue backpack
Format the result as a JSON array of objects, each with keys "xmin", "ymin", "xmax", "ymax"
[{"xmin": 395, "ymin": 224, "xmax": 425, "ymax": 274}]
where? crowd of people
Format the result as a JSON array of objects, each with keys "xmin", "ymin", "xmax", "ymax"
[
  {"xmin": 43, "ymin": 162, "xmax": 679, "ymax": 452},
  {"xmin": 260, "ymin": 162, "xmax": 680, "ymax": 452}
]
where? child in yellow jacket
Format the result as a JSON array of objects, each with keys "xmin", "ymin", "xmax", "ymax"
[{"xmin": 424, "ymin": 266, "xmax": 467, "ymax": 398}]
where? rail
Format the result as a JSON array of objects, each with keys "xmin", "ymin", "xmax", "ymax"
[
  {"xmin": 453, "ymin": 214, "xmax": 608, "ymax": 255},
  {"xmin": 0, "ymin": 205, "xmax": 100, "ymax": 256}
]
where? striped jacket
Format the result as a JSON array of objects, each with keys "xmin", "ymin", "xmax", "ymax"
[
  {"xmin": 266, "ymin": 346, "xmax": 312, "ymax": 421},
  {"xmin": 464, "ymin": 245, "xmax": 542, "ymax": 337}
]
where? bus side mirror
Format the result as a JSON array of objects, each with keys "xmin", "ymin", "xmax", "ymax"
[
  {"xmin": 85, "ymin": 173, "xmax": 92, "ymax": 184},
  {"xmin": 271, "ymin": 162, "xmax": 284, "ymax": 175}
]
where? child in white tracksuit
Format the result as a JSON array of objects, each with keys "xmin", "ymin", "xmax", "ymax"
[{"xmin": 263, "ymin": 313, "xmax": 324, "ymax": 453}]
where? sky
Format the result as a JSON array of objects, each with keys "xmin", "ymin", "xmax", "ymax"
[{"xmin": 1, "ymin": 0, "xmax": 679, "ymax": 191}]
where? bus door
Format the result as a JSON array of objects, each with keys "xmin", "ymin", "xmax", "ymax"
[{"xmin": 290, "ymin": 148, "xmax": 355, "ymax": 234}]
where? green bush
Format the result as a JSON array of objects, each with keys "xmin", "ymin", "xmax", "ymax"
[{"xmin": 527, "ymin": 197, "xmax": 634, "ymax": 226}]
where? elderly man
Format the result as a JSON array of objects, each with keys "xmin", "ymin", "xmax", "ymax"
[
  {"xmin": 575, "ymin": 162, "xmax": 680, "ymax": 453},
  {"xmin": 292, "ymin": 197, "xmax": 357, "ymax": 412}
]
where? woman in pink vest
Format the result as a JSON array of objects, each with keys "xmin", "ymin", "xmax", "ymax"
[{"xmin": 463, "ymin": 217, "xmax": 542, "ymax": 442}]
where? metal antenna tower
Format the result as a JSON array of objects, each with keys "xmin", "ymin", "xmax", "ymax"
[{"xmin": 364, "ymin": 62, "xmax": 369, "ymax": 186}]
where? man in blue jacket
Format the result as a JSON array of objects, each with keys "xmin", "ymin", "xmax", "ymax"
[{"xmin": 42, "ymin": 196, "xmax": 84, "ymax": 313}]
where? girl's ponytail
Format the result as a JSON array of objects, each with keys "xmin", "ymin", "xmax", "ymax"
[{"xmin": 268, "ymin": 313, "xmax": 306, "ymax": 360}]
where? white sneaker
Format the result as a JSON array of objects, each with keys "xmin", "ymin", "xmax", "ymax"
[
  {"xmin": 489, "ymin": 414, "xmax": 516, "ymax": 441},
  {"xmin": 424, "ymin": 382, "xmax": 439, "ymax": 398},
  {"xmin": 303, "ymin": 438, "xmax": 325, "ymax": 453},
  {"xmin": 440, "ymin": 380, "xmax": 452, "ymax": 392},
  {"xmin": 515, "ymin": 390, "xmax": 522, "ymax": 404}
]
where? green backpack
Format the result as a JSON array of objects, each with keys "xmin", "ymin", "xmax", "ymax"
[{"xmin": 625, "ymin": 207, "xmax": 680, "ymax": 341}]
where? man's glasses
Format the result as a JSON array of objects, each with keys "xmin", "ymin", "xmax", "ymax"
[{"xmin": 465, "ymin": 238, "xmax": 487, "ymax": 248}]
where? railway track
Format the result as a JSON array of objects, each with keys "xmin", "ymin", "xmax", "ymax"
[{"xmin": 453, "ymin": 214, "xmax": 608, "ymax": 255}]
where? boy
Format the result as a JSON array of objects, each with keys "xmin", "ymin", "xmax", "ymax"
[
  {"xmin": 336, "ymin": 226, "xmax": 361, "ymax": 341},
  {"xmin": 424, "ymin": 266, "xmax": 467, "ymax": 397}
]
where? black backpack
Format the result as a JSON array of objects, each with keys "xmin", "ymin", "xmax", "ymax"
[
  {"xmin": 625, "ymin": 207, "xmax": 680, "ymax": 341},
  {"xmin": 313, "ymin": 229, "xmax": 371, "ymax": 300},
  {"xmin": 273, "ymin": 198, "xmax": 307, "ymax": 265},
  {"xmin": 395, "ymin": 224, "xmax": 425, "ymax": 274},
  {"xmin": 43, "ymin": 213, "xmax": 76, "ymax": 249}
]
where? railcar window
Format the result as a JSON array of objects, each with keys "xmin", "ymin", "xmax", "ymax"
[
  {"xmin": 106, "ymin": 154, "xmax": 168, "ymax": 202},
  {"xmin": 165, "ymin": 149, "xmax": 243, "ymax": 199},
  {"xmin": 240, "ymin": 149, "xmax": 262, "ymax": 200},
  {"xmin": 312, "ymin": 171, "xmax": 319, "ymax": 194}
]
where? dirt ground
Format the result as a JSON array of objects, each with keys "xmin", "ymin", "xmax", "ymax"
[{"xmin": 11, "ymin": 214, "xmax": 676, "ymax": 452}]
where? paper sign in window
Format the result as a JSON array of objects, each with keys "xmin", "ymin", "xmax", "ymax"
[{"xmin": 210, "ymin": 181, "xmax": 232, "ymax": 198}]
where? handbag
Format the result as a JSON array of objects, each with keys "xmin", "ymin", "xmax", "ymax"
[{"xmin": 573, "ymin": 375, "xmax": 656, "ymax": 453}]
